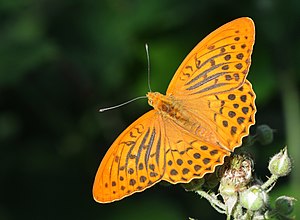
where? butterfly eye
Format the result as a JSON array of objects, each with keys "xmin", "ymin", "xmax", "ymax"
[{"xmin": 160, "ymin": 103, "xmax": 169, "ymax": 112}]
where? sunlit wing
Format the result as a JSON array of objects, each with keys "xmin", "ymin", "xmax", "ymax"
[
  {"xmin": 160, "ymin": 81, "xmax": 255, "ymax": 184},
  {"xmin": 93, "ymin": 110, "xmax": 166, "ymax": 203},
  {"xmin": 161, "ymin": 116, "xmax": 230, "ymax": 183},
  {"xmin": 171, "ymin": 80, "xmax": 256, "ymax": 152},
  {"xmin": 166, "ymin": 17, "xmax": 255, "ymax": 98}
]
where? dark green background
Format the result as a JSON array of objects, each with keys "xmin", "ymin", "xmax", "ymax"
[{"xmin": 1, "ymin": 0, "xmax": 299, "ymax": 219}]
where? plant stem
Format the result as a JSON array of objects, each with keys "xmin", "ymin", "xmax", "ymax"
[
  {"xmin": 195, "ymin": 190, "xmax": 226, "ymax": 214},
  {"xmin": 261, "ymin": 174, "xmax": 278, "ymax": 191}
]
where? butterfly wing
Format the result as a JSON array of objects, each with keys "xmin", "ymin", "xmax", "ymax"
[
  {"xmin": 161, "ymin": 81, "xmax": 256, "ymax": 183},
  {"xmin": 93, "ymin": 110, "xmax": 167, "ymax": 203},
  {"xmin": 161, "ymin": 116, "xmax": 230, "ymax": 183},
  {"xmin": 166, "ymin": 17, "xmax": 255, "ymax": 98},
  {"xmin": 165, "ymin": 17, "xmax": 256, "ymax": 153},
  {"xmin": 206, "ymin": 79, "xmax": 256, "ymax": 150}
]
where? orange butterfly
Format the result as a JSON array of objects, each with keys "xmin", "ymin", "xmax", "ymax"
[{"xmin": 93, "ymin": 17, "xmax": 256, "ymax": 203}]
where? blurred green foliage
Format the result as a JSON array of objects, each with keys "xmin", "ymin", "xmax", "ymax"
[{"xmin": 0, "ymin": 0, "xmax": 299, "ymax": 219}]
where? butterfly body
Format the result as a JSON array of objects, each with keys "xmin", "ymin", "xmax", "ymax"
[
  {"xmin": 94, "ymin": 17, "xmax": 256, "ymax": 203},
  {"xmin": 148, "ymin": 92, "xmax": 189, "ymax": 124},
  {"xmin": 148, "ymin": 91, "xmax": 216, "ymax": 145}
]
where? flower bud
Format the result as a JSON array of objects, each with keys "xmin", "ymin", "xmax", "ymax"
[
  {"xmin": 239, "ymin": 185, "xmax": 268, "ymax": 211},
  {"xmin": 219, "ymin": 154, "xmax": 253, "ymax": 191},
  {"xmin": 219, "ymin": 181, "xmax": 237, "ymax": 197},
  {"xmin": 181, "ymin": 178, "xmax": 205, "ymax": 191},
  {"xmin": 219, "ymin": 155, "xmax": 254, "ymax": 214},
  {"xmin": 256, "ymin": 124, "xmax": 274, "ymax": 145},
  {"xmin": 275, "ymin": 196, "xmax": 296, "ymax": 215},
  {"xmin": 204, "ymin": 172, "xmax": 222, "ymax": 189},
  {"xmin": 268, "ymin": 147, "xmax": 291, "ymax": 177}
]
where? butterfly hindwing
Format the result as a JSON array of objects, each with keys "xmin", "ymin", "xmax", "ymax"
[
  {"xmin": 161, "ymin": 117, "xmax": 230, "ymax": 183},
  {"xmin": 205, "ymin": 80, "xmax": 256, "ymax": 150}
]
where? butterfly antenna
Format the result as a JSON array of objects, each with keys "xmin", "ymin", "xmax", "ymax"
[
  {"xmin": 100, "ymin": 45, "xmax": 152, "ymax": 113},
  {"xmin": 145, "ymin": 43, "xmax": 152, "ymax": 92},
  {"xmin": 99, "ymin": 96, "xmax": 147, "ymax": 112}
]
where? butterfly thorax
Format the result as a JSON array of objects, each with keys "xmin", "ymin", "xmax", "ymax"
[
  {"xmin": 147, "ymin": 92, "xmax": 217, "ymax": 143},
  {"xmin": 147, "ymin": 92, "xmax": 184, "ymax": 120}
]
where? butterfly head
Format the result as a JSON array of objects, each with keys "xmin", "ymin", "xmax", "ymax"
[
  {"xmin": 147, "ymin": 92, "xmax": 176, "ymax": 115},
  {"xmin": 147, "ymin": 91, "xmax": 169, "ymax": 110},
  {"xmin": 147, "ymin": 92, "xmax": 160, "ymax": 108}
]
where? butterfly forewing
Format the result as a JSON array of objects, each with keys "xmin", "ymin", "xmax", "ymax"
[
  {"xmin": 93, "ymin": 110, "xmax": 166, "ymax": 203},
  {"xmin": 166, "ymin": 17, "xmax": 255, "ymax": 98}
]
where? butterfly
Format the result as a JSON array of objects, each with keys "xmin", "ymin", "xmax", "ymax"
[{"xmin": 93, "ymin": 17, "xmax": 256, "ymax": 203}]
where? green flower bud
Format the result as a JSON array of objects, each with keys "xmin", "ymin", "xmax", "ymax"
[
  {"xmin": 243, "ymin": 135, "xmax": 256, "ymax": 147},
  {"xmin": 256, "ymin": 124, "xmax": 274, "ymax": 145},
  {"xmin": 268, "ymin": 147, "xmax": 292, "ymax": 177},
  {"xmin": 181, "ymin": 178, "xmax": 205, "ymax": 191},
  {"xmin": 239, "ymin": 185, "xmax": 268, "ymax": 211},
  {"xmin": 219, "ymin": 154, "xmax": 254, "ymax": 214},
  {"xmin": 275, "ymin": 196, "xmax": 296, "ymax": 215},
  {"xmin": 204, "ymin": 172, "xmax": 222, "ymax": 189},
  {"xmin": 219, "ymin": 181, "xmax": 237, "ymax": 197}
]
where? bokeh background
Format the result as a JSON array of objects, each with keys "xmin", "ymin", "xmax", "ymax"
[{"xmin": 1, "ymin": 0, "xmax": 299, "ymax": 219}]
